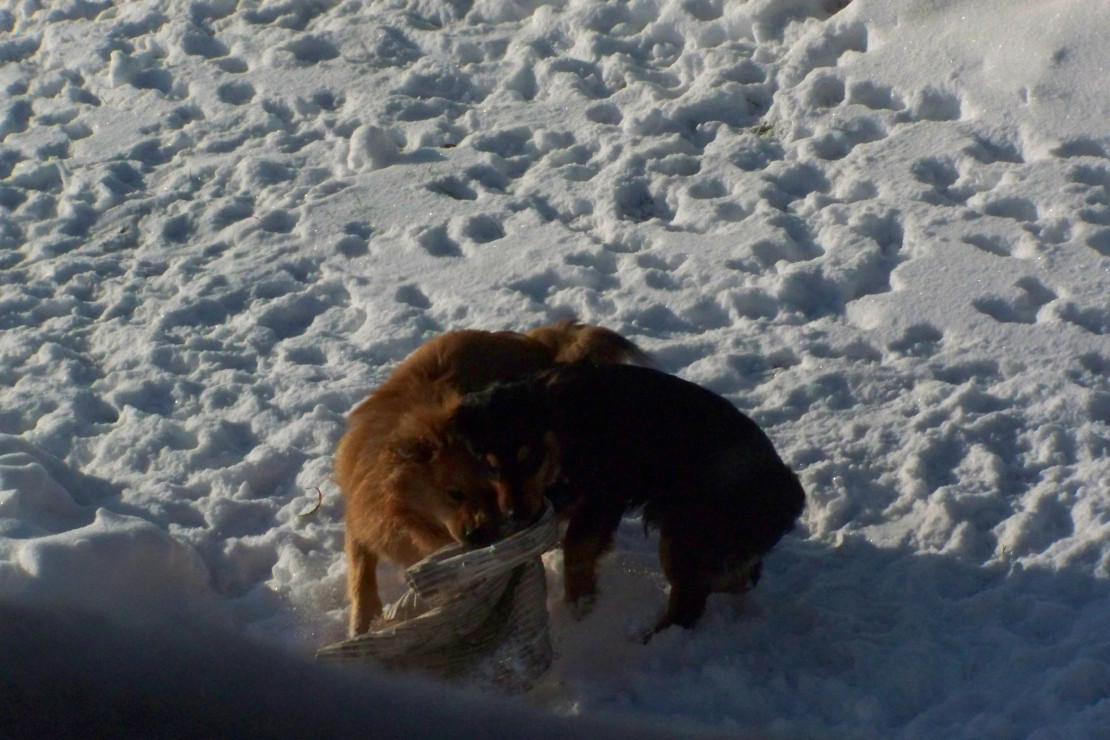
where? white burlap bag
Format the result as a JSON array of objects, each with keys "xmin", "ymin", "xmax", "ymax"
[{"xmin": 318, "ymin": 501, "xmax": 558, "ymax": 692}]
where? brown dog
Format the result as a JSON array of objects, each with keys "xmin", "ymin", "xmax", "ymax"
[
  {"xmin": 449, "ymin": 363, "xmax": 806, "ymax": 637},
  {"xmin": 334, "ymin": 321, "xmax": 646, "ymax": 636}
]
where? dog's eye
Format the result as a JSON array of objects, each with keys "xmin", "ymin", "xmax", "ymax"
[{"xmin": 447, "ymin": 489, "xmax": 465, "ymax": 503}]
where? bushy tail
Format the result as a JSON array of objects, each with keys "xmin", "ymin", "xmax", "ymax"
[{"xmin": 526, "ymin": 319, "xmax": 651, "ymax": 366}]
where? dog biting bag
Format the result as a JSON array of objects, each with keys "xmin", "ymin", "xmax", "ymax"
[{"xmin": 317, "ymin": 501, "xmax": 558, "ymax": 692}]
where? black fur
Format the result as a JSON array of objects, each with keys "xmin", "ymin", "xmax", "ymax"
[{"xmin": 451, "ymin": 363, "xmax": 806, "ymax": 635}]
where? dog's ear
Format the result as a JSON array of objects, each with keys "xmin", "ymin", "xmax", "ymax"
[
  {"xmin": 542, "ymin": 430, "xmax": 559, "ymax": 454},
  {"xmin": 392, "ymin": 400, "xmax": 453, "ymax": 463},
  {"xmin": 541, "ymin": 430, "xmax": 561, "ymax": 469},
  {"xmin": 393, "ymin": 437, "xmax": 436, "ymax": 463}
]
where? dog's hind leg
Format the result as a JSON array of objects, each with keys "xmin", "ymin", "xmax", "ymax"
[
  {"xmin": 651, "ymin": 583, "xmax": 711, "ymax": 637},
  {"xmin": 346, "ymin": 532, "xmax": 382, "ymax": 636},
  {"xmin": 652, "ymin": 515, "xmax": 712, "ymax": 636}
]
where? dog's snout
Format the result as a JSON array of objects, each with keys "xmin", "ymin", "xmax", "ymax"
[
  {"xmin": 492, "ymin": 480, "xmax": 515, "ymax": 518},
  {"xmin": 463, "ymin": 524, "xmax": 494, "ymax": 547}
]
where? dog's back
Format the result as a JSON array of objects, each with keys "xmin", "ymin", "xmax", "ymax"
[
  {"xmin": 526, "ymin": 319, "xmax": 652, "ymax": 366},
  {"xmin": 545, "ymin": 363, "xmax": 802, "ymax": 519}
]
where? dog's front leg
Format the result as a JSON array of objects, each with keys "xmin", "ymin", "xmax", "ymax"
[
  {"xmin": 561, "ymin": 503, "xmax": 623, "ymax": 619},
  {"xmin": 346, "ymin": 532, "xmax": 382, "ymax": 636}
]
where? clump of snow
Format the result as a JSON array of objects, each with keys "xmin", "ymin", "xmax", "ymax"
[{"xmin": 2, "ymin": 0, "xmax": 1109, "ymax": 737}]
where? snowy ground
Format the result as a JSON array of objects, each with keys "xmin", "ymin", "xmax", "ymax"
[{"xmin": 2, "ymin": 0, "xmax": 1110, "ymax": 737}]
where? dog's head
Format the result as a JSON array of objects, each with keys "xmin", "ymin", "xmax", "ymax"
[
  {"xmin": 386, "ymin": 404, "xmax": 504, "ymax": 548},
  {"xmin": 450, "ymin": 379, "xmax": 561, "ymax": 527}
]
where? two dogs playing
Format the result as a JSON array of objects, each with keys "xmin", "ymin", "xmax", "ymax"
[{"xmin": 334, "ymin": 321, "xmax": 805, "ymax": 638}]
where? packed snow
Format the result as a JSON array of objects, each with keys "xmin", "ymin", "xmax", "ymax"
[{"xmin": 2, "ymin": 0, "xmax": 1110, "ymax": 737}]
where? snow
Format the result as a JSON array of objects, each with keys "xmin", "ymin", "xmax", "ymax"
[{"xmin": 2, "ymin": 0, "xmax": 1109, "ymax": 736}]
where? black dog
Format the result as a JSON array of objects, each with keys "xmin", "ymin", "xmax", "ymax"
[{"xmin": 449, "ymin": 363, "xmax": 806, "ymax": 636}]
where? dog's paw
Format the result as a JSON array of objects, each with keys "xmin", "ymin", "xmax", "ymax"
[{"xmin": 565, "ymin": 593, "xmax": 597, "ymax": 621}]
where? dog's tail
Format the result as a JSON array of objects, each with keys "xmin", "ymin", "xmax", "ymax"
[{"xmin": 526, "ymin": 319, "xmax": 651, "ymax": 366}]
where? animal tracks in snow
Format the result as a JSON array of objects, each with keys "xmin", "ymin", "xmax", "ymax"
[
  {"xmin": 4, "ymin": 0, "xmax": 1102, "ymax": 390},
  {"xmin": 972, "ymin": 277, "xmax": 1057, "ymax": 326}
]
